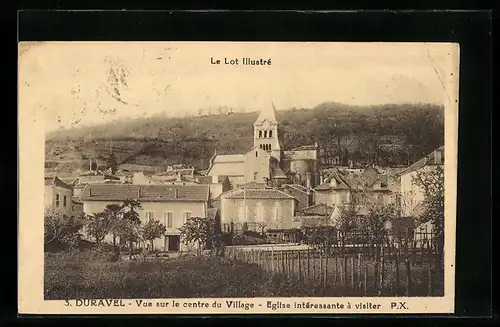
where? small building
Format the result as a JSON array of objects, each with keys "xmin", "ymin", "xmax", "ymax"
[
  {"xmin": 80, "ymin": 184, "xmax": 210, "ymax": 252},
  {"xmin": 219, "ymin": 187, "xmax": 296, "ymax": 234},
  {"xmin": 44, "ymin": 176, "xmax": 74, "ymax": 217},
  {"xmin": 398, "ymin": 146, "xmax": 444, "ymax": 217}
]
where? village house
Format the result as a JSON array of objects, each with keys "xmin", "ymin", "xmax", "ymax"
[
  {"xmin": 292, "ymin": 203, "xmax": 341, "ymax": 229},
  {"xmin": 44, "ymin": 176, "xmax": 74, "ymax": 216},
  {"xmin": 314, "ymin": 165, "xmax": 393, "ymax": 209},
  {"xmin": 79, "ymin": 184, "xmax": 210, "ymax": 252},
  {"xmin": 219, "ymin": 187, "xmax": 296, "ymax": 234},
  {"xmin": 398, "ymin": 146, "xmax": 444, "ymax": 218},
  {"xmin": 398, "ymin": 146, "xmax": 444, "ymax": 242},
  {"xmin": 206, "ymin": 103, "xmax": 319, "ymax": 189}
]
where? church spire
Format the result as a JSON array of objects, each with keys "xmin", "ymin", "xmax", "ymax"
[{"xmin": 254, "ymin": 103, "xmax": 278, "ymax": 126}]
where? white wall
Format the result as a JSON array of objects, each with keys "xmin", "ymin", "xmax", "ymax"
[{"xmin": 83, "ymin": 200, "xmax": 206, "ymax": 251}]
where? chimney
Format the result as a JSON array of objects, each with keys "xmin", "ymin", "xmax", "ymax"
[
  {"xmin": 174, "ymin": 188, "xmax": 179, "ymax": 198},
  {"xmin": 306, "ymin": 172, "xmax": 312, "ymax": 190},
  {"xmin": 89, "ymin": 188, "xmax": 92, "ymax": 197},
  {"xmin": 137, "ymin": 188, "xmax": 141, "ymax": 198},
  {"xmin": 89, "ymin": 159, "xmax": 92, "ymax": 172}
]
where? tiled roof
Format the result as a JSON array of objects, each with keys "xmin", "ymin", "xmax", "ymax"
[
  {"xmin": 271, "ymin": 167, "xmax": 288, "ymax": 179},
  {"xmin": 44, "ymin": 176, "xmax": 73, "ymax": 190},
  {"xmin": 80, "ymin": 184, "xmax": 209, "ymax": 202},
  {"xmin": 196, "ymin": 176, "xmax": 214, "ymax": 184},
  {"xmin": 297, "ymin": 203, "xmax": 335, "ymax": 216},
  {"xmin": 239, "ymin": 182, "xmax": 268, "ymax": 189},
  {"xmin": 399, "ymin": 146, "xmax": 444, "ymax": 176},
  {"xmin": 225, "ymin": 188, "xmax": 295, "ymax": 200},
  {"xmin": 282, "ymin": 184, "xmax": 309, "ymax": 194},
  {"xmin": 291, "ymin": 143, "xmax": 318, "ymax": 151}
]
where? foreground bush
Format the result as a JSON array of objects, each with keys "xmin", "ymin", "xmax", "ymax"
[{"xmin": 44, "ymin": 252, "xmax": 317, "ymax": 299}]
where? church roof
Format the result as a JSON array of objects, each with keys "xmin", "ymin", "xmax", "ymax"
[
  {"xmin": 254, "ymin": 103, "xmax": 278, "ymax": 125},
  {"xmin": 213, "ymin": 154, "xmax": 245, "ymax": 163}
]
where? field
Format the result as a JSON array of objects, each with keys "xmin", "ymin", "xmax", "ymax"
[{"xmin": 44, "ymin": 250, "xmax": 325, "ymax": 299}]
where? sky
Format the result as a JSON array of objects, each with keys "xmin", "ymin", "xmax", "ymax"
[{"xmin": 18, "ymin": 42, "xmax": 459, "ymax": 133}]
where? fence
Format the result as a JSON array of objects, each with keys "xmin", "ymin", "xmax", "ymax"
[{"xmin": 224, "ymin": 234, "xmax": 443, "ymax": 297}]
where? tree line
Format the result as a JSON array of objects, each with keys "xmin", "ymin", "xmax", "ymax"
[{"xmin": 46, "ymin": 102, "xmax": 444, "ymax": 170}]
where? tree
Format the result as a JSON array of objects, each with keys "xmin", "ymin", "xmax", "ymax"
[
  {"xmin": 304, "ymin": 226, "xmax": 337, "ymax": 255},
  {"xmin": 44, "ymin": 207, "xmax": 85, "ymax": 249},
  {"xmin": 179, "ymin": 216, "xmax": 216, "ymax": 256},
  {"xmin": 336, "ymin": 201, "xmax": 360, "ymax": 254},
  {"xmin": 412, "ymin": 165, "xmax": 444, "ymax": 263},
  {"xmin": 221, "ymin": 176, "xmax": 232, "ymax": 192},
  {"xmin": 85, "ymin": 211, "xmax": 114, "ymax": 245},
  {"xmin": 103, "ymin": 204, "xmax": 123, "ymax": 247},
  {"xmin": 141, "ymin": 219, "xmax": 166, "ymax": 252},
  {"xmin": 117, "ymin": 199, "xmax": 142, "ymax": 259}
]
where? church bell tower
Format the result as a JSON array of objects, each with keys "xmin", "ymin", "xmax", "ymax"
[{"xmin": 253, "ymin": 102, "xmax": 282, "ymax": 162}]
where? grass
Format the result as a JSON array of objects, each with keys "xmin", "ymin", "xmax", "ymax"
[{"xmin": 44, "ymin": 250, "xmax": 324, "ymax": 300}]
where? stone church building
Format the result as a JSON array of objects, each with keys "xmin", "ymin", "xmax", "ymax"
[{"xmin": 206, "ymin": 104, "xmax": 319, "ymax": 189}]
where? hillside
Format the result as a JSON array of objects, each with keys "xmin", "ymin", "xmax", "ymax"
[{"xmin": 45, "ymin": 102, "xmax": 444, "ymax": 174}]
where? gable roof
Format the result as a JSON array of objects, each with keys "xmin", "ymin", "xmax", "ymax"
[
  {"xmin": 224, "ymin": 188, "xmax": 295, "ymax": 200},
  {"xmin": 398, "ymin": 146, "xmax": 444, "ymax": 176},
  {"xmin": 282, "ymin": 184, "xmax": 310, "ymax": 194},
  {"xmin": 296, "ymin": 203, "xmax": 335, "ymax": 216},
  {"xmin": 44, "ymin": 176, "xmax": 73, "ymax": 190},
  {"xmin": 80, "ymin": 184, "xmax": 209, "ymax": 202}
]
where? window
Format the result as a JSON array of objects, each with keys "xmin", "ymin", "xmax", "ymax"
[
  {"xmin": 259, "ymin": 130, "xmax": 262, "ymax": 138},
  {"xmin": 164, "ymin": 212, "xmax": 173, "ymax": 228},
  {"xmin": 63, "ymin": 196, "xmax": 67, "ymax": 207},
  {"xmin": 275, "ymin": 208, "xmax": 280, "ymax": 221},
  {"xmin": 269, "ymin": 130, "xmax": 273, "ymax": 138},
  {"xmin": 55, "ymin": 194, "xmax": 60, "ymax": 207},
  {"xmin": 264, "ymin": 131, "xmax": 268, "ymax": 138},
  {"xmin": 253, "ymin": 172, "xmax": 258, "ymax": 181},
  {"xmin": 256, "ymin": 151, "xmax": 258, "ymax": 157},
  {"xmin": 145, "ymin": 211, "xmax": 155, "ymax": 222}
]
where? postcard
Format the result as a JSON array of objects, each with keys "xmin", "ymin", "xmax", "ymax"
[{"xmin": 18, "ymin": 41, "xmax": 459, "ymax": 314}]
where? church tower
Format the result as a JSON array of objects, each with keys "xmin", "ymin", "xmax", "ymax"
[{"xmin": 253, "ymin": 102, "xmax": 282, "ymax": 162}]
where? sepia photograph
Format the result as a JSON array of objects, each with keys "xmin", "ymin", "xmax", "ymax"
[{"xmin": 18, "ymin": 42, "xmax": 458, "ymax": 314}]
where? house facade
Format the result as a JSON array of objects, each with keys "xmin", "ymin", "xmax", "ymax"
[
  {"xmin": 80, "ymin": 184, "xmax": 210, "ymax": 252},
  {"xmin": 219, "ymin": 188, "xmax": 296, "ymax": 234},
  {"xmin": 399, "ymin": 146, "xmax": 444, "ymax": 218},
  {"xmin": 44, "ymin": 177, "xmax": 74, "ymax": 216}
]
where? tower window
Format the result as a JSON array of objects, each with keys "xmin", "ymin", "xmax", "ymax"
[
  {"xmin": 264, "ymin": 131, "xmax": 268, "ymax": 138},
  {"xmin": 269, "ymin": 130, "xmax": 273, "ymax": 138},
  {"xmin": 259, "ymin": 130, "xmax": 262, "ymax": 138},
  {"xmin": 256, "ymin": 151, "xmax": 258, "ymax": 157}
]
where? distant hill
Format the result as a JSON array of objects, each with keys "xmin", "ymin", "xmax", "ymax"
[{"xmin": 45, "ymin": 102, "xmax": 444, "ymax": 173}]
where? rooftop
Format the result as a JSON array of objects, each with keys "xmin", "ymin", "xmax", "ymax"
[
  {"xmin": 225, "ymin": 188, "xmax": 295, "ymax": 200},
  {"xmin": 80, "ymin": 184, "xmax": 209, "ymax": 202},
  {"xmin": 399, "ymin": 146, "xmax": 444, "ymax": 176},
  {"xmin": 44, "ymin": 176, "xmax": 73, "ymax": 190}
]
